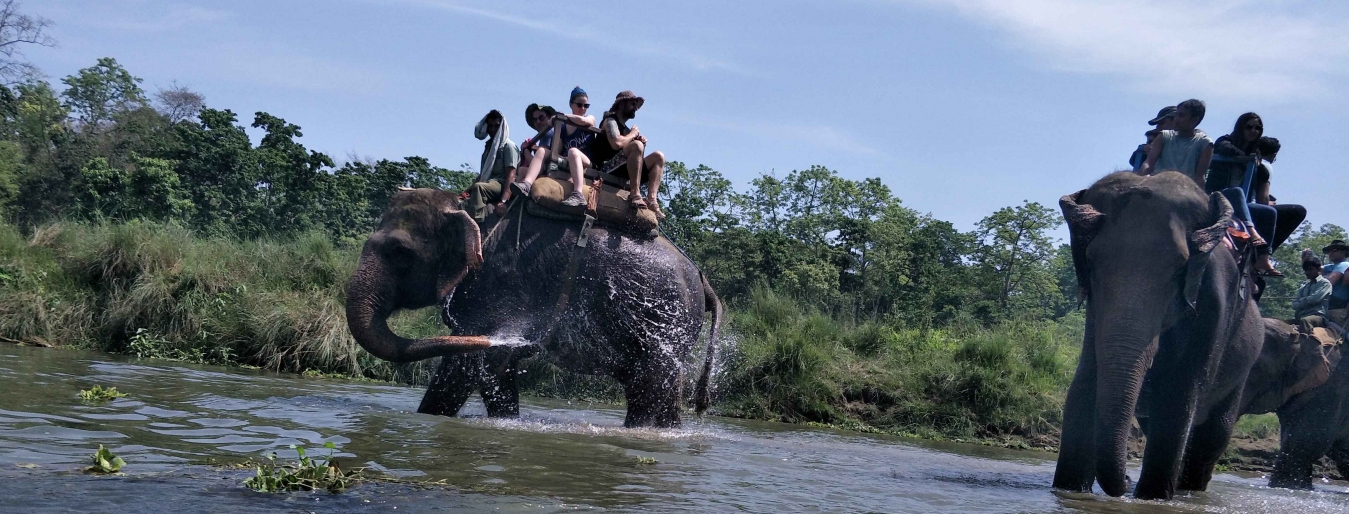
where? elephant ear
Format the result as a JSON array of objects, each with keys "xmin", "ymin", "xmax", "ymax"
[
  {"xmin": 1060, "ymin": 190, "xmax": 1106, "ymax": 299},
  {"xmin": 432, "ymin": 201, "xmax": 484, "ymax": 300},
  {"xmin": 1182, "ymin": 192, "xmax": 1234, "ymax": 312}
]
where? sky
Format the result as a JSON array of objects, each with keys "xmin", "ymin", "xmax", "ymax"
[{"xmin": 23, "ymin": 0, "xmax": 1349, "ymax": 238}]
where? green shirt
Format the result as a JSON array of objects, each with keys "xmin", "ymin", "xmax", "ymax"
[
  {"xmin": 481, "ymin": 140, "xmax": 521, "ymax": 182},
  {"xmin": 1292, "ymin": 275, "xmax": 1333, "ymax": 320}
]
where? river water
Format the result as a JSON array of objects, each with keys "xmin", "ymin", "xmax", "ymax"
[{"xmin": 2, "ymin": 345, "xmax": 1346, "ymax": 513}]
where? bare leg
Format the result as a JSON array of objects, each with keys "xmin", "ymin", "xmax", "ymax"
[
  {"xmin": 623, "ymin": 141, "xmax": 646, "ymax": 205},
  {"xmin": 566, "ymin": 147, "xmax": 589, "ymax": 190},
  {"xmin": 521, "ymin": 147, "xmax": 550, "ymax": 185},
  {"xmin": 642, "ymin": 151, "xmax": 666, "ymax": 218}
]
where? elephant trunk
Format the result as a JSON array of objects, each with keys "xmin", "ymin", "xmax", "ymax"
[
  {"xmin": 345, "ymin": 255, "xmax": 489, "ymax": 363},
  {"xmin": 1090, "ymin": 280, "xmax": 1168, "ymax": 497}
]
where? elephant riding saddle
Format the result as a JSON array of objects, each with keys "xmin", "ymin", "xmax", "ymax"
[{"xmin": 525, "ymin": 169, "xmax": 660, "ymax": 233}]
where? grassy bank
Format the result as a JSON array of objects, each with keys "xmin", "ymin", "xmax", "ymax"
[
  {"xmin": 0, "ymin": 221, "xmax": 442, "ymax": 383},
  {"xmin": 717, "ymin": 287, "xmax": 1081, "ymax": 445}
]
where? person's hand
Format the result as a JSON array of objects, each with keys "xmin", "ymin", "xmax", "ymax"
[
  {"xmin": 1302, "ymin": 248, "xmax": 1316, "ymax": 261},
  {"xmin": 629, "ymin": 126, "xmax": 640, "ymax": 138},
  {"xmin": 493, "ymin": 203, "xmax": 507, "ymax": 216},
  {"xmin": 636, "ymin": 135, "xmax": 648, "ymax": 144}
]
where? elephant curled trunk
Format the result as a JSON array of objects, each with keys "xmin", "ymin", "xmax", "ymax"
[
  {"xmin": 346, "ymin": 252, "xmax": 490, "ymax": 363},
  {"xmin": 346, "ymin": 193, "xmax": 491, "ymax": 363}
]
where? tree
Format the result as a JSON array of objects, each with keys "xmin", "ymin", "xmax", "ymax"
[
  {"xmin": 61, "ymin": 57, "xmax": 147, "ymax": 130},
  {"xmin": 974, "ymin": 201, "xmax": 1063, "ymax": 319},
  {"xmin": 154, "ymin": 83, "xmax": 204, "ymax": 123},
  {"xmin": 0, "ymin": 1, "xmax": 54, "ymax": 84}
]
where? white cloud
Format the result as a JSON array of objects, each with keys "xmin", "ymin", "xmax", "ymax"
[
  {"xmin": 388, "ymin": 0, "xmax": 751, "ymax": 75},
  {"xmin": 906, "ymin": 0, "xmax": 1349, "ymax": 100}
]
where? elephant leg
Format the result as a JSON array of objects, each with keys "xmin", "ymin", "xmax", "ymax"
[
  {"xmin": 619, "ymin": 363, "xmax": 683, "ymax": 428},
  {"xmin": 1053, "ymin": 330, "xmax": 1099, "ymax": 492},
  {"xmin": 1326, "ymin": 436, "xmax": 1349, "ymax": 480},
  {"xmin": 1271, "ymin": 410, "xmax": 1338, "ymax": 489},
  {"xmin": 1178, "ymin": 392, "xmax": 1241, "ymax": 491},
  {"xmin": 418, "ymin": 354, "xmax": 480, "ymax": 417},
  {"xmin": 480, "ymin": 353, "xmax": 522, "ymax": 418},
  {"xmin": 1134, "ymin": 358, "xmax": 1201, "ymax": 500}
]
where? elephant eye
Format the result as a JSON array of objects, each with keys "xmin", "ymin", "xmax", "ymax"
[{"xmin": 384, "ymin": 243, "xmax": 415, "ymax": 268}]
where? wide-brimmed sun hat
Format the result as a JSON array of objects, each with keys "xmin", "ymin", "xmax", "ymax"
[
  {"xmin": 609, "ymin": 90, "xmax": 645, "ymax": 114},
  {"xmin": 524, "ymin": 103, "xmax": 558, "ymax": 127},
  {"xmin": 1324, "ymin": 240, "xmax": 1349, "ymax": 253}
]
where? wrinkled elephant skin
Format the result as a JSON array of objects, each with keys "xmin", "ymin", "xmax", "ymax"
[
  {"xmin": 347, "ymin": 190, "xmax": 721, "ymax": 428},
  {"xmin": 1053, "ymin": 172, "xmax": 1264, "ymax": 500}
]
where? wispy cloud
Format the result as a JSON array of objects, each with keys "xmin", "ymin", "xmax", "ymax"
[
  {"xmin": 905, "ymin": 0, "xmax": 1349, "ymax": 100},
  {"xmin": 389, "ymin": 0, "xmax": 751, "ymax": 75},
  {"xmin": 73, "ymin": 4, "xmax": 232, "ymax": 33},
  {"xmin": 666, "ymin": 112, "xmax": 882, "ymax": 157}
]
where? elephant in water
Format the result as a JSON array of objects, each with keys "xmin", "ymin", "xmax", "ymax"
[
  {"xmin": 1239, "ymin": 318, "xmax": 1348, "ymax": 489},
  {"xmin": 1054, "ymin": 171, "xmax": 1264, "ymax": 500},
  {"xmin": 346, "ymin": 188, "xmax": 721, "ymax": 428}
]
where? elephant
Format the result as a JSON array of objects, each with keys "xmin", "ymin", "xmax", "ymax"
[
  {"xmin": 345, "ymin": 188, "xmax": 722, "ymax": 428},
  {"xmin": 1238, "ymin": 318, "xmax": 1348, "ymax": 489},
  {"xmin": 1053, "ymin": 171, "xmax": 1265, "ymax": 500}
]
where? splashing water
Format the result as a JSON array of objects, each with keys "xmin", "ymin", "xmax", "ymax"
[{"xmin": 488, "ymin": 334, "xmax": 535, "ymax": 347}]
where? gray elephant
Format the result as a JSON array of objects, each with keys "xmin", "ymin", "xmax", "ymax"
[
  {"xmin": 1054, "ymin": 171, "xmax": 1264, "ymax": 500},
  {"xmin": 1239, "ymin": 318, "xmax": 1348, "ymax": 489},
  {"xmin": 345, "ymin": 188, "xmax": 721, "ymax": 428}
]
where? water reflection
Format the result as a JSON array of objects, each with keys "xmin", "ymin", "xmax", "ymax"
[{"xmin": 2, "ymin": 345, "xmax": 1348, "ymax": 513}]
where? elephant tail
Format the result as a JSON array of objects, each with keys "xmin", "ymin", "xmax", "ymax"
[{"xmin": 695, "ymin": 273, "xmax": 722, "ymax": 415}]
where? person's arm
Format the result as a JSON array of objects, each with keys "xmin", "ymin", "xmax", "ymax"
[
  {"xmin": 559, "ymin": 113, "xmax": 595, "ymax": 128},
  {"xmin": 499, "ymin": 145, "xmax": 521, "ymax": 202},
  {"xmin": 1330, "ymin": 267, "xmax": 1347, "ymax": 287},
  {"xmin": 1139, "ymin": 136, "xmax": 1163, "ymax": 175},
  {"xmin": 1192, "ymin": 143, "xmax": 1213, "ymax": 186},
  {"xmin": 603, "ymin": 118, "xmax": 639, "ymax": 150},
  {"xmin": 500, "ymin": 167, "xmax": 516, "ymax": 203},
  {"xmin": 1309, "ymin": 279, "xmax": 1334, "ymax": 304}
]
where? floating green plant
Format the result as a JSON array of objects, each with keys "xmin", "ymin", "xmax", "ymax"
[
  {"xmin": 85, "ymin": 445, "xmax": 125, "ymax": 474},
  {"xmin": 79, "ymin": 385, "xmax": 127, "ymax": 403},
  {"xmin": 244, "ymin": 442, "xmax": 362, "ymax": 493}
]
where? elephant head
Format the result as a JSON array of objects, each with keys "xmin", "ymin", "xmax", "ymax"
[
  {"xmin": 1056, "ymin": 171, "xmax": 1233, "ymax": 496},
  {"xmin": 345, "ymin": 188, "xmax": 490, "ymax": 362},
  {"xmin": 1243, "ymin": 319, "xmax": 1340, "ymax": 415}
]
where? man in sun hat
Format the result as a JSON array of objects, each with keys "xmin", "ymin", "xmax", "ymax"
[
  {"xmin": 587, "ymin": 90, "xmax": 667, "ymax": 219},
  {"xmin": 1321, "ymin": 239, "xmax": 1349, "ymax": 310}
]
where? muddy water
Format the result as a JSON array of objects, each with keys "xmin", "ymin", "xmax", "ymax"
[{"xmin": 2, "ymin": 346, "xmax": 1346, "ymax": 513}]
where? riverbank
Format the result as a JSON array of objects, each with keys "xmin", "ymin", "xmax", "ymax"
[{"xmin": 0, "ymin": 221, "xmax": 1311, "ymax": 475}]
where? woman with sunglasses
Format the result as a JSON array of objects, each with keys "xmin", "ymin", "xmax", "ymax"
[
  {"xmin": 546, "ymin": 87, "xmax": 596, "ymax": 207},
  {"xmin": 1208, "ymin": 112, "xmax": 1282, "ymax": 276}
]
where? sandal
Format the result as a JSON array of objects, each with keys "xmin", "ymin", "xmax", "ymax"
[
  {"xmin": 629, "ymin": 196, "xmax": 648, "ymax": 211},
  {"xmin": 646, "ymin": 199, "xmax": 666, "ymax": 220}
]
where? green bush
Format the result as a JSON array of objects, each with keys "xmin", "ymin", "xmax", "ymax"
[{"xmin": 719, "ymin": 287, "xmax": 1080, "ymax": 441}]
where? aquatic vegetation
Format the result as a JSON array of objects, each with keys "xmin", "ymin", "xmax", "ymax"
[
  {"xmin": 634, "ymin": 456, "xmax": 658, "ymax": 465},
  {"xmin": 85, "ymin": 445, "xmax": 125, "ymax": 474},
  {"xmin": 244, "ymin": 443, "xmax": 362, "ymax": 494},
  {"xmin": 78, "ymin": 385, "xmax": 127, "ymax": 403}
]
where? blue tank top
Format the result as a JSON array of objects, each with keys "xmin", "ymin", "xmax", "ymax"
[{"xmin": 562, "ymin": 125, "xmax": 593, "ymax": 153}]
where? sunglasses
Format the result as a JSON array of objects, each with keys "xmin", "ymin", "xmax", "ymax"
[
  {"xmin": 1245, "ymin": 124, "xmax": 1263, "ymax": 131},
  {"xmin": 573, "ymin": 102, "xmax": 590, "ymax": 108}
]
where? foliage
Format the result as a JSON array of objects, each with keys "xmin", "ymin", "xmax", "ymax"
[
  {"xmin": 717, "ymin": 287, "xmax": 1081, "ymax": 440},
  {"xmin": 244, "ymin": 442, "xmax": 362, "ymax": 494},
  {"xmin": 85, "ymin": 444, "xmax": 125, "ymax": 474},
  {"xmin": 78, "ymin": 385, "xmax": 127, "ymax": 403}
]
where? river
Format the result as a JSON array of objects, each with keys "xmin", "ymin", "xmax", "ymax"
[{"xmin": 1, "ymin": 345, "xmax": 1345, "ymax": 513}]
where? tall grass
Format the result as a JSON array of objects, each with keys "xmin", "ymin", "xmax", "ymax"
[
  {"xmin": 0, "ymin": 221, "xmax": 440, "ymax": 383},
  {"xmin": 719, "ymin": 287, "xmax": 1082, "ymax": 441}
]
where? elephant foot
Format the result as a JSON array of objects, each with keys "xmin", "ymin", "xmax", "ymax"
[{"xmin": 1269, "ymin": 473, "xmax": 1314, "ymax": 490}]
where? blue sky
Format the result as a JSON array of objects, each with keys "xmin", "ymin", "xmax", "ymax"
[{"xmin": 24, "ymin": 0, "xmax": 1349, "ymax": 236}]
